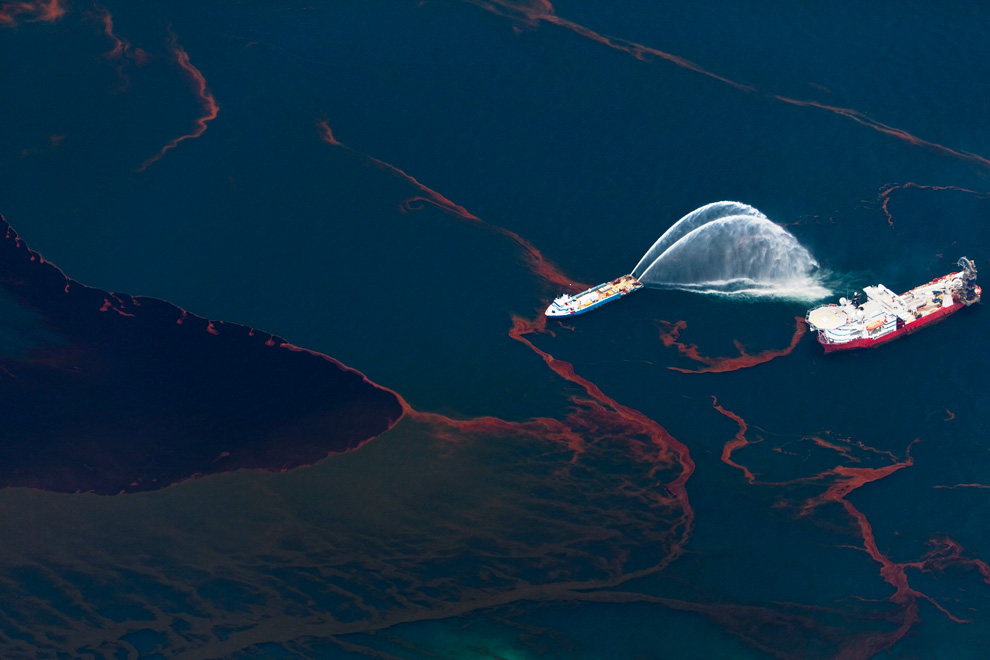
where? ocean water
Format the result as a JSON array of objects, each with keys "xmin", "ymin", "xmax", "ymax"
[{"xmin": 2, "ymin": 1, "xmax": 990, "ymax": 658}]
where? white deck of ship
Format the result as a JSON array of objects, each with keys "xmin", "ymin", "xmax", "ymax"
[
  {"xmin": 546, "ymin": 274, "xmax": 643, "ymax": 316},
  {"xmin": 807, "ymin": 273, "xmax": 959, "ymax": 343}
]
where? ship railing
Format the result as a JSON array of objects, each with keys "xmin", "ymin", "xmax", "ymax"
[{"xmin": 817, "ymin": 329, "xmax": 837, "ymax": 344}]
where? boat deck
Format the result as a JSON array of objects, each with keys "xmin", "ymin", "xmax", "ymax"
[
  {"xmin": 806, "ymin": 263, "xmax": 979, "ymax": 350},
  {"xmin": 546, "ymin": 274, "xmax": 643, "ymax": 317}
]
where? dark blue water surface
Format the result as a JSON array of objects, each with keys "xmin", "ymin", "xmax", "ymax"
[{"xmin": 2, "ymin": 1, "xmax": 990, "ymax": 658}]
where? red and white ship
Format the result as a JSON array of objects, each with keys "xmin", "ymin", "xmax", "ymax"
[{"xmin": 806, "ymin": 257, "xmax": 980, "ymax": 352}]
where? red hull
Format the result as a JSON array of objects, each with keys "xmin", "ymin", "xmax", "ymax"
[{"xmin": 818, "ymin": 301, "xmax": 964, "ymax": 352}]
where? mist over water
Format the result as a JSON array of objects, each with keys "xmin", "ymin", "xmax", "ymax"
[{"xmin": 633, "ymin": 202, "xmax": 830, "ymax": 300}]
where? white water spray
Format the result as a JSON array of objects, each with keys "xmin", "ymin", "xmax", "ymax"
[{"xmin": 632, "ymin": 202, "xmax": 830, "ymax": 300}]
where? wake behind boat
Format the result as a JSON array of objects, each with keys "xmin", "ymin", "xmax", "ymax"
[
  {"xmin": 805, "ymin": 257, "xmax": 980, "ymax": 352},
  {"xmin": 545, "ymin": 274, "xmax": 643, "ymax": 317}
]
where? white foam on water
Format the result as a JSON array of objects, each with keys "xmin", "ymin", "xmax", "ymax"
[{"xmin": 633, "ymin": 202, "xmax": 829, "ymax": 302}]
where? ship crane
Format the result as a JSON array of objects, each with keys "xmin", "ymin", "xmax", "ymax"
[{"xmin": 956, "ymin": 256, "xmax": 979, "ymax": 303}]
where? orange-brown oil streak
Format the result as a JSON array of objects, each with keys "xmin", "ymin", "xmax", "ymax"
[
  {"xmin": 716, "ymin": 398, "xmax": 882, "ymax": 487},
  {"xmin": 712, "ymin": 397, "xmax": 756, "ymax": 484},
  {"xmin": 319, "ymin": 119, "xmax": 693, "ymax": 476},
  {"xmin": 463, "ymin": 0, "xmax": 753, "ymax": 92},
  {"xmin": 96, "ymin": 7, "xmax": 148, "ymax": 89},
  {"xmin": 462, "ymin": 1, "xmax": 990, "ymax": 173},
  {"xmin": 905, "ymin": 538, "xmax": 990, "ymax": 586},
  {"xmin": 714, "ymin": 398, "xmax": 970, "ymax": 652},
  {"xmin": 816, "ymin": 465, "xmax": 970, "ymax": 627},
  {"xmin": 879, "ymin": 182, "xmax": 990, "ymax": 228},
  {"xmin": 805, "ymin": 436, "xmax": 860, "ymax": 464},
  {"xmin": 0, "ymin": 0, "xmax": 65, "ymax": 26},
  {"xmin": 316, "ymin": 115, "xmax": 695, "ymax": 575},
  {"xmin": 316, "ymin": 120, "xmax": 581, "ymax": 291},
  {"xmin": 933, "ymin": 483, "xmax": 990, "ymax": 489},
  {"xmin": 393, "ymin": 315, "xmax": 584, "ymax": 460},
  {"xmin": 659, "ymin": 317, "xmax": 806, "ymax": 374},
  {"xmin": 775, "ymin": 97, "xmax": 990, "ymax": 170},
  {"xmin": 97, "ymin": 7, "xmax": 125, "ymax": 58},
  {"xmin": 509, "ymin": 313, "xmax": 695, "ymax": 538},
  {"xmin": 800, "ymin": 440, "xmax": 975, "ymax": 645},
  {"xmin": 407, "ymin": 408, "xmax": 589, "ymax": 463},
  {"xmin": 96, "ymin": 7, "xmax": 146, "ymax": 64},
  {"xmin": 138, "ymin": 30, "xmax": 219, "ymax": 172}
]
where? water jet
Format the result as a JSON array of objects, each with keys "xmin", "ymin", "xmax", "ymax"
[{"xmin": 545, "ymin": 202, "xmax": 828, "ymax": 317}]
